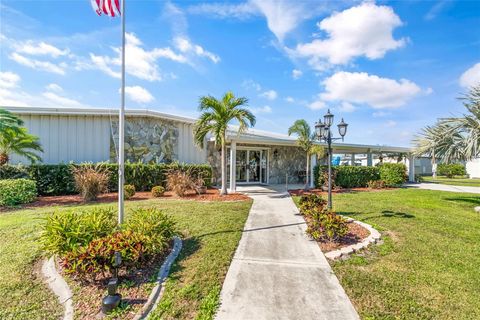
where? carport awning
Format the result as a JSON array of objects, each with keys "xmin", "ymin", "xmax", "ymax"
[{"xmin": 221, "ymin": 127, "xmax": 412, "ymax": 154}]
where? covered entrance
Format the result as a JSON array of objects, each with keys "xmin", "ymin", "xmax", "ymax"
[{"xmin": 227, "ymin": 146, "xmax": 269, "ymax": 186}]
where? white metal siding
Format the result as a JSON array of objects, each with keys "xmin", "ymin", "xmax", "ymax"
[
  {"xmin": 10, "ymin": 113, "xmax": 206, "ymax": 165},
  {"xmin": 466, "ymin": 158, "xmax": 480, "ymax": 178},
  {"xmin": 10, "ymin": 114, "xmax": 111, "ymax": 164}
]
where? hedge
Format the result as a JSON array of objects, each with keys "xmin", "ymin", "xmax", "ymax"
[
  {"xmin": 0, "ymin": 163, "xmax": 212, "ymax": 196},
  {"xmin": 437, "ymin": 163, "xmax": 466, "ymax": 178},
  {"xmin": 0, "ymin": 179, "xmax": 37, "ymax": 207},
  {"xmin": 314, "ymin": 163, "xmax": 407, "ymax": 188}
]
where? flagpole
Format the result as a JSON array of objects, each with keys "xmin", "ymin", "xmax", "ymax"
[{"xmin": 118, "ymin": 0, "xmax": 125, "ymax": 225}]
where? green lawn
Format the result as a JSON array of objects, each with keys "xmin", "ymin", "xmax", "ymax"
[
  {"xmin": 0, "ymin": 198, "xmax": 251, "ymax": 320},
  {"xmin": 294, "ymin": 189, "xmax": 480, "ymax": 320},
  {"xmin": 422, "ymin": 176, "xmax": 480, "ymax": 187}
]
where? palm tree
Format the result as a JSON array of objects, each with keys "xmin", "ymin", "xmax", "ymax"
[
  {"xmin": 288, "ymin": 119, "xmax": 324, "ymax": 190},
  {"xmin": 193, "ymin": 91, "xmax": 256, "ymax": 195},
  {"xmin": 0, "ymin": 127, "xmax": 43, "ymax": 165},
  {"xmin": 413, "ymin": 84, "xmax": 480, "ymax": 164},
  {"xmin": 0, "ymin": 108, "xmax": 23, "ymax": 134}
]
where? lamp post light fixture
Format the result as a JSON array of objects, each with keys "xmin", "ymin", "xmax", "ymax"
[{"xmin": 315, "ymin": 109, "xmax": 348, "ymax": 209}]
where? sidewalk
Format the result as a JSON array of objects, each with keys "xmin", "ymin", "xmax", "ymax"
[
  {"xmin": 404, "ymin": 182, "xmax": 480, "ymax": 194},
  {"xmin": 216, "ymin": 185, "xmax": 359, "ymax": 320}
]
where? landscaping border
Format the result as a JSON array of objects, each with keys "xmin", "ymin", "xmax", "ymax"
[
  {"xmin": 324, "ymin": 218, "xmax": 381, "ymax": 260},
  {"xmin": 40, "ymin": 236, "xmax": 182, "ymax": 320}
]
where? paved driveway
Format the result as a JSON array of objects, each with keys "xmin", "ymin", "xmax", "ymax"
[
  {"xmin": 404, "ymin": 182, "xmax": 480, "ymax": 194},
  {"xmin": 216, "ymin": 185, "xmax": 359, "ymax": 320}
]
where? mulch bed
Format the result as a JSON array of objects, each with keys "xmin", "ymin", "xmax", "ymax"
[
  {"xmin": 59, "ymin": 246, "xmax": 172, "ymax": 319},
  {"xmin": 317, "ymin": 220, "xmax": 370, "ymax": 252},
  {"xmin": 1, "ymin": 188, "xmax": 250, "ymax": 212}
]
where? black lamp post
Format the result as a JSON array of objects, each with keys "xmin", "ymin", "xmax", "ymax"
[{"xmin": 315, "ymin": 109, "xmax": 348, "ymax": 209}]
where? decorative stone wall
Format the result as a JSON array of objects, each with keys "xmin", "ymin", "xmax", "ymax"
[
  {"xmin": 206, "ymin": 142, "xmax": 307, "ymax": 185},
  {"xmin": 110, "ymin": 117, "xmax": 178, "ymax": 163}
]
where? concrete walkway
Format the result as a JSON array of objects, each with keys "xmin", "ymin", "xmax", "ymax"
[
  {"xmin": 216, "ymin": 185, "xmax": 359, "ymax": 320},
  {"xmin": 404, "ymin": 182, "xmax": 480, "ymax": 194}
]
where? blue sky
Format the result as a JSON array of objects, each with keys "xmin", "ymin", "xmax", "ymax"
[{"xmin": 1, "ymin": 0, "xmax": 479, "ymax": 147}]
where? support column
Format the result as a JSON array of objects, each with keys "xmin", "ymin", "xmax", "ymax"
[
  {"xmin": 310, "ymin": 154, "xmax": 317, "ymax": 188},
  {"xmin": 351, "ymin": 153, "xmax": 355, "ymax": 166},
  {"xmin": 367, "ymin": 151, "xmax": 373, "ymax": 166},
  {"xmin": 408, "ymin": 154, "xmax": 415, "ymax": 182},
  {"xmin": 229, "ymin": 141, "xmax": 236, "ymax": 192}
]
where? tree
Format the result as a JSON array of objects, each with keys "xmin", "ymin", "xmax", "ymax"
[
  {"xmin": 413, "ymin": 84, "xmax": 480, "ymax": 164},
  {"xmin": 0, "ymin": 127, "xmax": 43, "ymax": 165},
  {"xmin": 193, "ymin": 92, "xmax": 255, "ymax": 195},
  {"xmin": 288, "ymin": 119, "xmax": 324, "ymax": 190},
  {"xmin": 0, "ymin": 108, "xmax": 23, "ymax": 134}
]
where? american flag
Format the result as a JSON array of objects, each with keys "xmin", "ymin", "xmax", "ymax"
[{"xmin": 91, "ymin": 0, "xmax": 121, "ymax": 17}]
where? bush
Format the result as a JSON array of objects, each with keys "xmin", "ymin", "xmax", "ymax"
[
  {"xmin": 437, "ymin": 163, "xmax": 466, "ymax": 178},
  {"xmin": 124, "ymin": 184, "xmax": 135, "ymax": 200},
  {"xmin": 166, "ymin": 169, "xmax": 193, "ymax": 197},
  {"xmin": 151, "ymin": 185, "xmax": 165, "ymax": 197},
  {"xmin": 0, "ymin": 178, "xmax": 37, "ymax": 206},
  {"xmin": 299, "ymin": 194, "xmax": 327, "ymax": 216},
  {"xmin": 73, "ymin": 164, "xmax": 110, "ymax": 201},
  {"xmin": 378, "ymin": 163, "xmax": 407, "ymax": 187},
  {"xmin": 41, "ymin": 207, "xmax": 116, "ymax": 255},
  {"xmin": 314, "ymin": 165, "xmax": 380, "ymax": 188},
  {"xmin": 306, "ymin": 210, "xmax": 348, "ymax": 241},
  {"xmin": 61, "ymin": 230, "xmax": 152, "ymax": 277},
  {"xmin": 124, "ymin": 208, "xmax": 176, "ymax": 251},
  {"xmin": 0, "ymin": 163, "xmax": 213, "ymax": 196},
  {"xmin": 60, "ymin": 208, "xmax": 175, "ymax": 279},
  {"xmin": 367, "ymin": 180, "xmax": 386, "ymax": 189}
]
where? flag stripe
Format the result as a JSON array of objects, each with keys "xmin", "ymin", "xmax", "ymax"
[{"xmin": 91, "ymin": 0, "xmax": 121, "ymax": 17}]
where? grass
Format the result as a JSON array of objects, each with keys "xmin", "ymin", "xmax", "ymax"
[
  {"xmin": 0, "ymin": 198, "xmax": 251, "ymax": 320},
  {"xmin": 295, "ymin": 189, "xmax": 480, "ymax": 320},
  {"xmin": 422, "ymin": 175, "xmax": 480, "ymax": 187}
]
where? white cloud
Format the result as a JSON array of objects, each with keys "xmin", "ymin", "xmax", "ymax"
[
  {"xmin": 90, "ymin": 32, "xmax": 218, "ymax": 81},
  {"xmin": 124, "ymin": 86, "xmax": 154, "ymax": 103},
  {"xmin": 187, "ymin": 2, "xmax": 257, "ymax": 19},
  {"xmin": 321, "ymin": 71, "xmax": 421, "ymax": 109},
  {"xmin": 292, "ymin": 69, "xmax": 302, "ymax": 80},
  {"xmin": 372, "ymin": 111, "xmax": 390, "ymax": 118},
  {"xmin": 424, "ymin": 1, "xmax": 450, "ymax": 21},
  {"xmin": 250, "ymin": 105, "xmax": 272, "ymax": 114},
  {"xmin": 295, "ymin": 3, "xmax": 406, "ymax": 69},
  {"xmin": 14, "ymin": 41, "xmax": 69, "ymax": 57},
  {"xmin": 285, "ymin": 96, "xmax": 295, "ymax": 103},
  {"xmin": 308, "ymin": 99, "xmax": 326, "ymax": 110},
  {"xmin": 173, "ymin": 37, "xmax": 220, "ymax": 63},
  {"xmin": 460, "ymin": 62, "xmax": 480, "ymax": 88},
  {"xmin": 384, "ymin": 120, "xmax": 397, "ymax": 127},
  {"xmin": 337, "ymin": 101, "xmax": 356, "ymax": 113},
  {"xmin": 259, "ymin": 89, "xmax": 278, "ymax": 100},
  {"xmin": 45, "ymin": 83, "xmax": 63, "ymax": 92},
  {"xmin": 42, "ymin": 91, "xmax": 83, "ymax": 107},
  {"xmin": 9, "ymin": 52, "xmax": 66, "ymax": 75},
  {"xmin": 242, "ymin": 79, "xmax": 262, "ymax": 91},
  {"xmin": 0, "ymin": 71, "xmax": 20, "ymax": 89}
]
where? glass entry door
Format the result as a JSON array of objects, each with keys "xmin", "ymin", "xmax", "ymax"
[{"xmin": 227, "ymin": 148, "xmax": 269, "ymax": 184}]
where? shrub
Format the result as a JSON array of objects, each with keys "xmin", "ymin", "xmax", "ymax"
[
  {"xmin": 73, "ymin": 164, "xmax": 109, "ymax": 201},
  {"xmin": 299, "ymin": 194, "xmax": 327, "ymax": 215},
  {"xmin": 314, "ymin": 165, "xmax": 381, "ymax": 188},
  {"xmin": 61, "ymin": 230, "xmax": 152, "ymax": 277},
  {"xmin": 151, "ymin": 185, "xmax": 165, "ymax": 197},
  {"xmin": 306, "ymin": 210, "xmax": 348, "ymax": 241},
  {"xmin": 124, "ymin": 184, "xmax": 135, "ymax": 200},
  {"xmin": 437, "ymin": 163, "xmax": 466, "ymax": 178},
  {"xmin": 41, "ymin": 207, "xmax": 116, "ymax": 255},
  {"xmin": 0, "ymin": 163, "xmax": 213, "ymax": 196},
  {"xmin": 0, "ymin": 178, "xmax": 37, "ymax": 206},
  {"xmin": 124, "ymin": 208, "xmax": 176, "ymax": 251},
  {"xmin": 166, "ymin": 169, "xmax": 193, "ymax": 197},
  {"xmin": 367, "ymin": 180, "xmax": 386, "ymax": 189},
  {"xmin": 378, "ymin": 163, "xmax": 407, "ymax": 187}
]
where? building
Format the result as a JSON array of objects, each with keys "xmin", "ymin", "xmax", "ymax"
[{"xmin": 6, "ymin": 106, "xmax": 422, "ymax": 190}]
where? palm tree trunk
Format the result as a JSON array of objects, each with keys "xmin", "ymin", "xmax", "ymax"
[
  {"xmin": 220, "ymin": 141, "xmax": 227, "ymax": 195},
  {"xmin": 0, "ymin": 152, "xmax": 9, "ymax": 166},
  {"xmin": 305, "ymin": 153, "xmax": 309, "ymax": 190}
]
